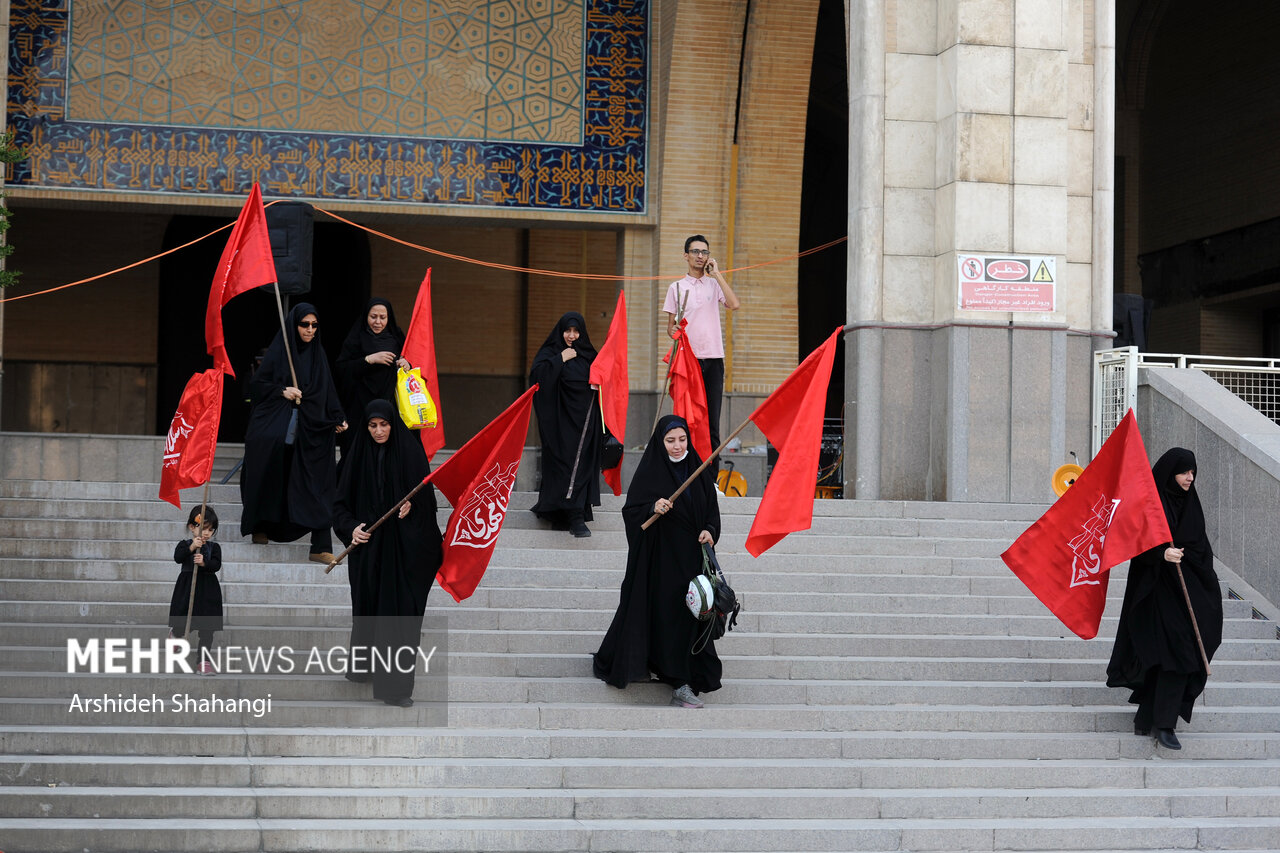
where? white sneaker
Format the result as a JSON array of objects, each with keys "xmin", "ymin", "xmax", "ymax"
[{"xmin": 671, "ymin": 684, "xmax": 703, "ymax": 708}]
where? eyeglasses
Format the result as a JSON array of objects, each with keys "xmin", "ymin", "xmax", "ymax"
[
  {"xmin": 298, "ymin": 321, "xmax": 319, "ymax": 328},
  {"xmin": 688, "ymin": 249, "xmax": 710, "ymax": 256}
]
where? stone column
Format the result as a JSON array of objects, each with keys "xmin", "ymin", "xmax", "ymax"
[{"xmin": 845, "ymin": 0, "xmax": 1102, "ymax": 501}]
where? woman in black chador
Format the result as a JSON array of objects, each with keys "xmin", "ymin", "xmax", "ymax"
[
  {"xmin": 1107, "ymin": 447, "xmax": 1223, "ymax": 750},
  {"xmin": 239, "ymin": 303, "xmax": 347, "ymax": 563},
  {"xmin": 333, "ymin": 399, "xmax": 443, "ymax": 707},
  {"xmin": 528, "ymin": 311, "xmax": 602, "ymax": 538},
  {"xmin": 593, "ymin": 415, "xmax": 722, "ymax": 708},
  {"xmin": 335, "ymin": 297, "xmax": 408, "ymax": 458}
]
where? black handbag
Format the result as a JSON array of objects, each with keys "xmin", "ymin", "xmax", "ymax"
[
  {"xmin": 600, "ymin": 432, "xmax": 624, "ymax": 470},
  {"xmin": 692, "ymin": 543, "xmax": 741, "ymax": 653}
]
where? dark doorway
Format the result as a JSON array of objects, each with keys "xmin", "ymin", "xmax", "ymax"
[
  {"xmin": 798, "ymin": 0, "xmax": 848, "ymax": 417},
  {"xmin": 157, "ymin": 217, "xmax": 371, "ymax": 440}
]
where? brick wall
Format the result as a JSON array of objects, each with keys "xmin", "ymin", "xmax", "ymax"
[
  {"xmin": 729, "ymin": 0, "xmax": 820, "ymax": 394},
  {"xmin": 3, "ymin": 207, "xmax": 165, "ymax": 364}
]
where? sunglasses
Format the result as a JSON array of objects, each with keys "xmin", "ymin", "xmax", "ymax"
[{"xmin": 297, "ymin": 321, "xmax": 319, "ymax": 328}]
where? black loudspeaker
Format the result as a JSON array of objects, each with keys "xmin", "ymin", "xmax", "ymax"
[{"xmin": 261, "ymin": 201, "xmax": 314, "ymax": 295}]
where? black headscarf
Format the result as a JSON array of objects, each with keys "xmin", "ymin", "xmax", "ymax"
[
  {"xmin": 531, "ymin": 311, "xmax": 598, "ymax": 364},
  {"xmin": 1106, "ymin": 447, "xmax": 1222, "ymax": 721},
  {"xmin": 336, "ymin": 298, "xmax": 406, "ymax": 428},
  {"xmin": 529, "ymin": 312, "xmax": 602, "ymax": 520},
  {"xmin": 333, "ymin": 398, "xmax": 443, "ymax": 704},
  {"xmin": 1151, "ymin": 447, "xmax": 1210, "ymax": 566},
  {"xmin": 593, "ymin": 415, "xmax": 722, "ymax": 693},
  {"xmin": 623, "ymin": 415, "xmax": 716, "ymax": 528},
  {"xmin": 239, "ymin": 303, "xmax": 346, "ymax": 536}
]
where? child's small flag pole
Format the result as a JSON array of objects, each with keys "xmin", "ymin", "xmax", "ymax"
[{"xmin": 182, "ymin": 481, "xmax": 211, "ymax": 639}]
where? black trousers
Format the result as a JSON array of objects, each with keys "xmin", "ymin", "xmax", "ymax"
[
  {"xmin": 1135, "ymin": 667, "xmax": 1190, "ymax": 730},
  {"xmin": 310, "ymin": 527, "xmax": 333, "ymax": 554},
  {"xmin": 699, "ymin": 357, "xmax": 724, "ymax": 474}
]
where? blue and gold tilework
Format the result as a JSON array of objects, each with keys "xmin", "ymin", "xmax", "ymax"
[{"xmin": 6, "ymin": 0, "xmax": 648, "ymax": 212}]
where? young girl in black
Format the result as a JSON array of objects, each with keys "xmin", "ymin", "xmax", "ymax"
[{"xmin": 167, "ymin": 506, "xmax": 224, "ymax": 675}]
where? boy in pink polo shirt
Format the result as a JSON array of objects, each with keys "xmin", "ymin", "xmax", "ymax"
[{"xmin": 663, "ymin": 235, "xmax": 741, "ymax": 474}]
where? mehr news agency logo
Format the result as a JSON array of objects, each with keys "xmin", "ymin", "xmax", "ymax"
[{"xmin": 64, "ymin": 637, "xmax": 438, "ymax": 718}]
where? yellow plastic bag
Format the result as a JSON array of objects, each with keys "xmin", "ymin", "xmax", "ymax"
[{"xmin": 395, "ymin": 367, "xmax": 438, "ymax": 430}]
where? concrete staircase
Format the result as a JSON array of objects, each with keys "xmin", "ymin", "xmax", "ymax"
[{"xmin": 2, "ymin": 475, "xmax": 1279, "ymax": 852}]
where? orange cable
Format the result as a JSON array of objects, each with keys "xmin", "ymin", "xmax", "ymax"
[
  {"xmin": 0, "ymin": 201, "xmax": 847, "ymax": 303},
  {"xmin": 0, "ymin": 221, "xmax": 236, "ymax": 304},
  {"xmin": 314, "ymin": 205, "xmax": 845, "ymax": 280}
]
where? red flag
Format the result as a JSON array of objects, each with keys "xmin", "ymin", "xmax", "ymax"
[
  {"xmin": 665, "ymin": 326, "xmax": 711, "ymax": 461},
  {"xmin": 403, "ymin": 269, "xmax": 445, "ymax": 460},
  {"xmin": 159, "ymin": 370, "xmax": 224, "ymax": 507},
  {"xmin": 1001, "ymin": 409, "xmax": 1172, "ymax": 639},
  {"xmin": 590, "ymin": 290, "xmax": 628, "ymax": 495},
  {"xmin": 205, "ymin": 183, "xmax": 278, "ymax": 377},
  {"xmin": 744, "ymin": 326, "xmax": 841, "ymax": 557},
  {"xmin": 430, "ymin": 386, "xmax": 536, "ymax": 602}
]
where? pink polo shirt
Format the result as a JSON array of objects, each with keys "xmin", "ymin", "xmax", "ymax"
[{"xmin": 663, "ymin": 275, "xmax": 726, "ymax": 359}]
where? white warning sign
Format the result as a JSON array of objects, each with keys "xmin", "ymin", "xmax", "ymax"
[{"xmin": 957, "ymin": 254, "xmax": 1056, "ymax": 312}]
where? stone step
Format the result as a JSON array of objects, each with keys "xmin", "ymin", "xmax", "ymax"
[
  {"xmin": 0, "ymin": 504, "xmax": 1043, "ymax": 540},
  {"xmin": 8, "ymin": 751, "xmax": 1280, "ymax": 791},
  {"xmin": 0, "ymin": 481, "xmax": 1050, "ymax": 522},
  {"xmin": 2, "ymin": 815, "xmax": 1278, "ymax": 853},
  {"xmin": 2, "ymin": 556, "xmax": 1145, "ymax": 592},
  {"xmin": 11, "ymin": 579, "xmax": 1248, "ymax": 620},
  {"xmin": 6, "ymin": 696, "xmax": 1280, "ymax": 732},
  {"xmin": 7, "ymin": 640, "xmax": 1280, "ymax": 681},
  {"xmin": 4, "ymin": 598, "xmax": 1272, "ymax": 640},
  {"xmin": 6, "ymin": 623, "xmax": 1279, "ymax": 662},
  {"xmin": 7, "ymin": 726, "xmax": 1280, "ymax": 762},
  {"xmin": 0, "ymin": 551, "xmax": 1009, "ymax": 577},
  {"xmin": 15, "ymin": 639, "xmax": 1280, "ymax": 681},
  {"xmin": 12, "ymin": 670, "xmax": 1280, "ymax": 707},
  {"xmin": 7, "ymin": 646, "xmax": 1273, "ymax": 682},
  {"xmin": 6, "ymin": 783, "xmax": 1280, "ymax": 820},
  {"xmin": 0, "ymin": 531, "xmax": 1016, "ymax": 560}
]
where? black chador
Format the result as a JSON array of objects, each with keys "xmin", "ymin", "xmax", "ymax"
[
  {"xmin": 167, "ymin": 540, "xmax": 223, "ymax": 634},
  {"xmin": 593, "ymin": 415, "xmax": 722, "ymax": 694},
  {"xmin": 333, "ymin": 399, "xmax": 444, "ymax": 706},
  {"xmin": 335, "ymin": 297, "xmax": 405, "ymax": 457},
  {"xmin": 1107, "ymin": 447, "xmax": 1223, "ymax": 734},
  {"xmin": 239, "ymin": 303, "xmax": 346, "ymax": 546},
  {"xmin": 529, "ymin": 312, "xmax": 602, "ymax": 533}
]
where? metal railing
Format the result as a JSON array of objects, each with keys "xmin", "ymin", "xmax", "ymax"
[{"xmin": 1093, "ymin": 347, "xmax": 1280, "ymax": 453}]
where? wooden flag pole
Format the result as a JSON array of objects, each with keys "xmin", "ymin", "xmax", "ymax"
[
  {"xmin": 182, "ymin": 480, "xmax": 212, "ymax": 639},
  {"xmin": 564, "ymin": 389, "xmax": 599, "ymax": 500},
  {"xmin": 650, "ymin": 290, "xmax": 691, "ymax": 436},
  {"xmin": 1173, "ymin": 557, "xmax": 1212, "ymax": 676},
  {"xmin": 270, "ymin": 281, "xmax": 299, "ymax": 389},
  {"xmin": 640, "ymin": 417, "xmax": 752, "ymax": 531},
  {"xmin": 325, "ymin": 475, "xmax": 435, "ymax": 574}
]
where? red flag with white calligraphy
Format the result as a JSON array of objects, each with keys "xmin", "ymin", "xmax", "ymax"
[
  {"xmin": 159, "ymin": 369, "xmax": 224, "ymax": 507},
  {"xmin": 1001, "ymin": 409, "xmax": 1171, "ymax": 639},
  {"xmin": 430, "ymin": 386, "xmax": 536, "ymax": 602}
]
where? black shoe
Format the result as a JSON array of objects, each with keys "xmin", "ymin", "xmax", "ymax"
[
  {"xmin": 1155, "ymin": 728, "xmax": 1181, "ymax": 750},
  {"xmin": 1134, "ymin": 724, "xmax": 1150, "ymax": 737},
  {"xmin": 569, "ymin": 521, "xmax": 591, "ymax": 538},
  {"xmin": 344, "ymin": 672, "xmax": 371, "ymax": 684},
  {"xmin": 383, "ymin": 696, "xmax": 413, "ymax": 707}
]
